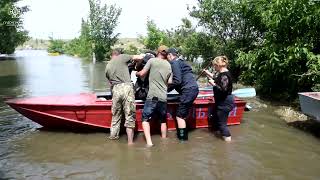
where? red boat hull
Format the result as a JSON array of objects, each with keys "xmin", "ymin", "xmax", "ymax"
[{"xmin": 6, "ymin": 93, "xmax": 246, "ymax": 132}]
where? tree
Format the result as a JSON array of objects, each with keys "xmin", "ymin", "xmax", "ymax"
[
  {"xmin": 166, "ymin": 18, "xmax": 194, "ymax": 49},
  {"xmin": 140, "ymin": 17, "xmax": 217, "ymax": 67},
  {"xmin": 47, "ymin": 37, "xmax": 65, "ymax": 54},
  {"xmin": 188, "ymin": 0, "xmax": 266, "ymax": 79},
  {"xmin": 64, "ymin": 19, "xmax": 92, "ymax": 58},
  {"xmin": 88, "ymin": 0, "xmax": 121, "ymax": 61},
  {"xmin": 236, "ymin": 0, "xmax": 320, "ymax": 98},
  {"xmin": 0, "ymin": 0, "xmax": 29, "ymax": 54},
  {"xmin": 165, "ymin": 18, "xmax": 218, "ymax": 64},
  {"xmin": 124, "ymin": 44, "xmax": 139, "ymax": 55},
  {"xmin": 139, "ymin": 19, "xmax": 171, "ymax": 51},
  {"xmin": 186, "ymin": 0, "xmax": 320, "ymax": 98}
]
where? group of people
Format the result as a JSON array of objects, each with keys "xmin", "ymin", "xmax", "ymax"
[{"xmin": 105, "ymin": 45, "xmax": 235, "ymax": 146}]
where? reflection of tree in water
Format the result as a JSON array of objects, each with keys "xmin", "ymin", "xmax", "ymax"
[
  {"xmin": 0, "ymin": 58, "xmax": 25, "ymax": 98},
  {"xmin": 0, "ymin": 75, "xmax": 21, "ymax": 91},
  {"xmin": 82, "ymin": 61, "xmax": 109, "ymax": 92}
]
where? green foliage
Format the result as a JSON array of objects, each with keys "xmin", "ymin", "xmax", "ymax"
[
  {"xmin": 47, "ymin": 38, "xmax": 65, "ymax": 54},
  {"xmin": 140, "ymin": 18, "xmax": 208, "ymax": 63},
  {"xmin": 139, "ymin": 20, "xmax": 171, "ymax": 50},
  {"xmin": 124, "ymin": 44, "xmax": 139, "ymax": 55},
  {"xmin": 63, "ymin": 0, "xmax": 121, "ymax": 61},
  {"xmin": 140, "ymin": 0, "xmax": 320, "ymax": 99},
  {"xmin": 88, "ymin": 0, "xmax": 121, "ymax": 61},
  {"xmin": 188, "ymin": 0, "xmax": 264, "ymax": 78},
  {"xmin": 64, "ymin": 19, "xmax": 92, "ymax": 58},
  {"xmin": 0, "ymin": 0, "xmax": 29, "ymax": 54},
  {"xmin": 235, "ymin": 0, "xmax": 320, "ymax": 99}
]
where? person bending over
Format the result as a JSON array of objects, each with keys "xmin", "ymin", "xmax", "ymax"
[
  {"xmin": 105, "ymin": 49, "xmax": 144, "ymax": 144},
  {"xmin": 136, "ymin": 46, "xmax": 172, "ymax": 147},
  {"xmin": 166, "ymin": 48, "xmax": 199, "ymax": 141}
]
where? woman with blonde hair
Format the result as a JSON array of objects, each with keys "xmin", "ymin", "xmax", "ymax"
[{"xmin": 203, "ymin": 56, "xmax": 235, "ymax": 142}]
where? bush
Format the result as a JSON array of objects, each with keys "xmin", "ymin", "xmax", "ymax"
[
  {"xmin": 47, "ymin": 38, "xmax": 65, "ymax": 54},
  {"xmin": 236, "ymin": 0, "xmax": 320, "ymax": 99},
  {"xmin": 124, "ymin": 44, "xmax": 139, "ymax": 55}
]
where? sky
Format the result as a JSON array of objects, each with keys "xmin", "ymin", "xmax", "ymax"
[{"xmin": 19, "ymin": 0, "xmax": 197, "ymax": 39}]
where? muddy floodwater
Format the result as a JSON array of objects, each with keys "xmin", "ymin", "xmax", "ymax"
[{"xmin": 0, "ymin": 50, "xmax": 320, "ymax": 180}]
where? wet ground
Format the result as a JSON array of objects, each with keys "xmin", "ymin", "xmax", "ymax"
[{"xmin": 0, "ymin": 50, "xmax": 320, "ymax": 180}]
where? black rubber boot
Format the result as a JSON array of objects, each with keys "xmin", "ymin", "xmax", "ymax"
[
  {"xmin": 177, "ymin": 128, "xmax": 188, "ymax": 141},
  {"xmin": 182, "ymin": 128, "xmax": 188, "ymax": 141},
  {"xmin": 177, "ymin": 128, "xmax": 183, "ymax": 140}
]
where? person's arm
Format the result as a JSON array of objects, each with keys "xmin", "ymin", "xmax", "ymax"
[
  {"xmin": 118, "ymin": 54, "xmax": 143, "ymax": 64},
  {"xmin": 119, "ymin": 54, "xmax": 132, "ymax": 63},
  {"xmin": 203, "ymin": 69, "xmax": 214, "ymax": 79},
  {"xmin": 167, "ymin": 64, "xmax": 176, "ymax": 91},
  {"xmin": 105, "ymin": 65, "xmax": 109, "ymax": 79},
  {"xmin": 132, "ymin": 54, "xmax": 145, "ymax": 62},
  {"xmin": 208, "ymin": 78, "xmax": 215, "ymax": 86},
  {"xmin": 105, "ymin": 65, "xmax": 112, "ymax": 87},
  {"xmin": 171, "ymin": 61, "xmax": 182, "ymax": 86},
  {"xmin": 106, "ymin": 72, "xmax": 109, "ymax": 80},
  {"xmin": 136, "ymin": 68, "xmax": 148, "ymax": 78},
  {"xmin": 168, "ymin": 72, "xmax": 173, "ymax": 84},
  {"xmin": 136, "ymin": 58, "xmax": 152, "ymax": 78}
]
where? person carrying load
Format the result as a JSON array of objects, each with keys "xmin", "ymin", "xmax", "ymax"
[{"xmin": 136, "ymin": 45, "xmax": 173, "ymax": 147}]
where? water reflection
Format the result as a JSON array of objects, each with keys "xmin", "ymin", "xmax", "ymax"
[
  {"xmin": 82, "ymin": 61, "xmax": 108, "ymax": 92},
  {"xmin": 15, "ymin": 50, "xmax": 88, "ymax": 96}
]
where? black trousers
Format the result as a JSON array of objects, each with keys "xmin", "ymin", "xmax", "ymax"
[{"xmin": 212, "ymin": 95, "xmax": 235, "ymax": 137}]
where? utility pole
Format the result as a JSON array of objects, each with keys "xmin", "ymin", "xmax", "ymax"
[{"xmin": 92, "ymin": 43, "xmax": 96, "ymax": 64}]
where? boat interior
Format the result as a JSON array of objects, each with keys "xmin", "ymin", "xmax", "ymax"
[
  {"xmin": 95, "ymin": 88, "xmax": 214, "ymax": 102},
  {"xmin": 96, "ymin": 92, "xmax": 182, "ymax": 102}
]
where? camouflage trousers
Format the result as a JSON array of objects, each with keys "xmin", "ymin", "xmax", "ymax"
[{"xmin": 110, "ymin": 83, "xmax": 136, "ymax": 138}]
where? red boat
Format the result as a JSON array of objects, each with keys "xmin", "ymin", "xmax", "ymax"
[{"xmin": 6, "ymin": 90, "xmax": 246, "ymax": 132}]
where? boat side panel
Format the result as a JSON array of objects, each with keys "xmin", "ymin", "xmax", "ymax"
[
  {"xmin": 9, "ymin": 98, "xmax": 246, "ymax": 132},
  {"xmin": 299, "ymin": 93, "xmax": 320, "ymax": 121}
]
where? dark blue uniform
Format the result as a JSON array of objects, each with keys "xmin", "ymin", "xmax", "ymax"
[{"xmin": 169, "ymin": 58, "xmax": 199, "ymax": 120}]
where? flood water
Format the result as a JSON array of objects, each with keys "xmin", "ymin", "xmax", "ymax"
[{"xmin": 0, "ymin": 50, "xmax": 319, "ymax": 180}]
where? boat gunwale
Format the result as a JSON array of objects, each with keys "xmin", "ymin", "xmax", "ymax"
[
  {"xmin": 6, "ymin": 98, "xmax": 246, "ymax": 107},
  {"xmin": 298, "ymin": 92, "xmax": 320, "ymax": 101}
]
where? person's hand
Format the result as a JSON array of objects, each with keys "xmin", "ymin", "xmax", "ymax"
[
  {"xmin": 208, "ymin": 79, "xmax": 216, "ymax": 86},
  {"xmin": 203, "ymin": 69, "xmax": 209, "ymax": 75},
  {"xmin": 132, "ymin": 54, "xmax": 145, "ymax": 61},
  {"xmin": 203, "ymin": 69, "xmax": 213, "ymax": 79}
]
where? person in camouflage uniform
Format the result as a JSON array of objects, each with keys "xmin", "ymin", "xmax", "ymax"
[
  {"xmin": 110, "ymin": 83, "xmax": 136, "ymax": 138},
  {"xmin": 105, "ymin": 49, "xmax": 143, "ymax": 144}
]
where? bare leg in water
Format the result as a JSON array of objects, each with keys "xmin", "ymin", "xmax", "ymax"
[
  {"xmin": 126, "ymin": 127, "xmax": 134, "ymax": 145},
  {"xmin": 142, "ymin": 122, "xmax": 153, "ymax": 146},
  {"xmin": 160, "ymin": 123, "xmax": 167, "ymax": 138}
]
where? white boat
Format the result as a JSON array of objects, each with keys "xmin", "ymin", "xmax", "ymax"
[{"xmin": 298, "ymin": 92, "xmax": 320, "ymax": 121}]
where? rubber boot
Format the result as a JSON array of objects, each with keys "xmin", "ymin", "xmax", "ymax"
[
  {"xmin": 177, "ymin": 128, "xmax": 183, "ymax": 140},
  {"xmin": 177, "ymin": 128, "xmax": 188, "ymax": 141},
  {"xmin": 182, "ymin": 128, "xmax": 188, "ymax": 141}
]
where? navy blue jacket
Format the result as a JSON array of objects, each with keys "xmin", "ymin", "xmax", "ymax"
[{"xmin": 168, "ymin": 58, "xmax": 198, "ymax": 93}]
